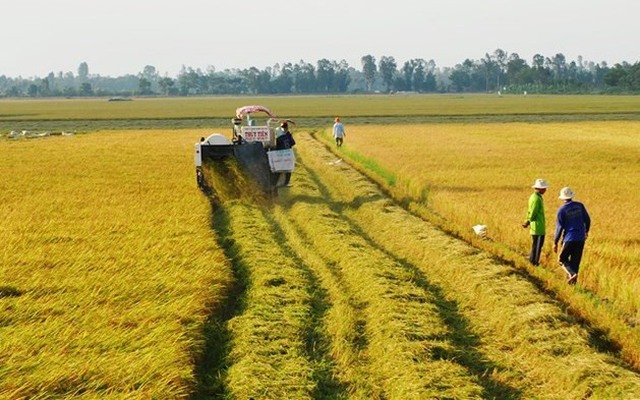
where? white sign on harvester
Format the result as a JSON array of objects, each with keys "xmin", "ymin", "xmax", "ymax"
[
  {"xmin": 241, "ymin": 126, "xmax": 271, "ymax": 145},
  {"xmin": 268, "ymin": 149, "xmax": 295, "ymax": 172}
]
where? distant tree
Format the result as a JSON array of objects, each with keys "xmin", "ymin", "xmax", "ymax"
[
  {"xmin": 47, "ymin": 72, "xmax": 55, "ymax": 91},
  {"xmin": 420, "ymin": 60, "xmax": 438, "ymax": 92},
  {"xmin": 272, "ymin": 62, "xmax": 294, "ymax": 93},
  {"xmin": 3, "ymin": 51, "xmax": 637, "ymax": 97},
  {"xmin": 39, "ymin": 78, "xmax": 50, "ymax": 96},
  {"xmin": 506, "ymin": 53, "xmax": 529, "ymax": 85},
  {"xmin": 532, "ymin": 54, "xmax": 550, "ymax": 85},
  {"xmin": 361, "ymin": 55, "xmax": 376, "ymax": 92},
  {"xmin": 63, "ymin": 86, "xmax": 76, "ymax": 96},
  {"xmin": 240, "ymin": 66, "xmax": 272, "ymax": 94},
  {"xmin": 28, "ymin": 84, "xmax": 39, "ymax": 97},
  {"xmin": 7, "ymin": 86, "xmax": 20, "ymax": 97},
  {"xmin": 138, "ymin": 77, "xmax": 152, "ymax": 95},
  {"xmin": 316, "ymin": 59, "xmax": 335, "ymax": 92},
  {"xmin": 413, "ymin": 60, "xmax": 426, "ymax": 91},
  {"xmin": 449, "ymin": 69, "xmax": 469, "ymax": 92},
  {"xmin": 629, "ymin": 62, "xmax": 640, "ymax": 90},
  {"xmin": 594, "ymin": 62, "xmax": 609, "ymax": 86},
  {"xmin": 292, "ymin": 60, "xmax": 316, "ymax": 93},
  {"xmin": 481, "ymin": 53, "xmax": 496, "ymax": 91},
  {"xmin": 241, "ymin": 67, "xmax": 260, "ymax": 94},
  {"xmin": 424, "ymin": 71, "xmax": 437, "ymax": 92},
  {"xmin": 331, "ymin": 60, "xmax": 351, "ymax": 92},
  {"xmin": 256, "ymin": 69, "xmax": 273, "ymax": 94},
  {"xmin": 604, "ymin": 63, "xmax": 628, "ymax": 87},
  {"xmin": 139, "ymin": 65, "xmax": 159, "ymax": 92},
  {"xmin": 549, "ymin": 53, "xmax": 567, "ymax": 81},
  {"xmin": 158, "ymin": 77, "xmax": 175, "ymax": 95},
  {"xmin": 401, "ymin": 59, "xmax": 417, "ymax": 91},
  {"xmin": 78, "ymin": 62, "xmax": 89, "ymax": 80},
  {"xmin": 493, "ymin": 48, "xmax": 507, "ymax": 89},
  {"xmin": 80, "ymin": 82, "xmax": 93, "ymax": 96},
  {"xmin": 567, "ymin": 61, "xmax": 578, "ymax": 82},
  {"xmin": 141, "ymin": 65, "xmax": 158, "ymax": 81},
  {"xmin": 532, "ymin": 54, "xmax": 545, "ymax": 69},
  {"xmin": 177, "ymin": 66, "xmax": 202, "ymax": 95},
  {"xmin": 449, "ymin": 60, "xmax": 474, "ymax": 92},
  {"xmin": 378, "ymin": 56, "xmax": 397, "ymax": 92}
]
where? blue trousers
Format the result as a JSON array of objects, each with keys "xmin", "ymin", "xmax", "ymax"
[{"xmin": 559, "ymin": 241, "xmax": 585, "ymax": 275}]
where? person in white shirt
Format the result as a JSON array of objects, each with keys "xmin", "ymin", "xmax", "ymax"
[{"xmin": 332, "ymin": 117, "xmax": 346, "ymax": 147}]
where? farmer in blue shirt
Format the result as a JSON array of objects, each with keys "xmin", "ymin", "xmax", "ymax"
[{"xmin": 553, "ymin": 187, "xmax": 591, "ymax": 285}]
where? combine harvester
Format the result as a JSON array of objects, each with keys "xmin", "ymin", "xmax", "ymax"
[{"xmin": 194, "ymin": 105, "xmax": 295, "ymax": 197}]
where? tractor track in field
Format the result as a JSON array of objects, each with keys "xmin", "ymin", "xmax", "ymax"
[{"xmin": 192, "ymin": 132, "xmax": 640, "ymax": 399}]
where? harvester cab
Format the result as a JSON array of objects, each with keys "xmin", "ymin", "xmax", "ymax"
[{"xmin": 195, "ymin": 105, "xmax": 295, "ymax": 195}]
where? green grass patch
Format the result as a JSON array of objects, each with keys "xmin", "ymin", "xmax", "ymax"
[{"xmin": 317, "ymin": 130, "xmax": 397, "ymax": 187}]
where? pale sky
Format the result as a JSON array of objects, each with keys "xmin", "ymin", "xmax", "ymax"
[{"xmin": 3, "ymin": 0, "xmax": 639, "ymax": 78}]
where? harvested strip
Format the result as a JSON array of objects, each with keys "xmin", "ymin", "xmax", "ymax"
[
  {"xmin": 219, "ymin": 201, "xmax": 315, "ymax": 399},
  {"xmin": 277, "ymin": 162, "xmax": 484, "ymax": 399},
  {"xmin": 297, "ymin": 132, "xmax": 640, "ymax": 398},
  {"xmin": 273, "ymin": 206, "xmax": 378, "ymax": 398}
]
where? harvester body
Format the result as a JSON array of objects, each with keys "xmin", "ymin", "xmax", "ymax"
[{"xmin": 196, "ymin": 105, "xmax": 294, "ymax": 194}]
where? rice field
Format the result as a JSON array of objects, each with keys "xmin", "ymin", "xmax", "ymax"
[
  {"xmin": 2, "ymin": 94, "xmax": 640, "ymax": 121},
  {"xmin": 0, "ymin": 130, "xmax": 232, "ymax": 397},
  {"xmin": 2, "ymin": 95, "xmax": 640, "ymax": 398},
  {"xmin": 316, "ymin": 120, "xmax": 640, "ymax": 370}
]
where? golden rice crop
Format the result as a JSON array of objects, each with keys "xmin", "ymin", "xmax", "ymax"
[
  {"xmin": 273, "ymin": 167, "xmax": 485, "ymax": 399},
  {"xmin": 318, "ymin": 121, "xmax": 640, "ymax": 367},
  {"xmin": 295, "ymin": 131, "xmax": 640, "ymax": 398},
  {"xmin": 272, "ymin": 207, "xmax": 377, "ymax": 398},
  {"xmin": 0, "ymin": 130, "xmax": 232, "ymax": 398},
  {"xmin": 3, "ymin": 94, "xmax": 640, "ymax": 121},
  {"xmin": 215, "ymin": 201, "xmax": 316, "ymax": 399},
  {"xmin": 4, "ymin": 92, "xmax": 640, "ymax": 398}
]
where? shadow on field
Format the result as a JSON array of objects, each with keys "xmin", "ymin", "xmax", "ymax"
[
  {"xmin": 191, "ymin": 203, "xmax": 249, "ymax": 400},
  {"xmin": 294, "ymin": 159, "xmax": 523, "ymax": 399},
  {"xmin": 0, "ymin": 286, "xmax": 23, "ymax": 298},
  {"xmin": 489, "ymin": 256, "xmax": 630, "ymax": 362},
  {"xmin": 354, "ymin": 231, "xmax": 524, "ymax": 399},
  {"xmin": 261, "ymin": 213, "xmax": 350, "ymax": 399},
  {"xmin": 191, "ymin": 170, "xmax": 347, "ymax": 398}
]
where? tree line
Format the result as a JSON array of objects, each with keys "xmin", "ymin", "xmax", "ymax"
[{"xmin": 1, "ymin": 50, "xmax": 639, "ymax": 98}]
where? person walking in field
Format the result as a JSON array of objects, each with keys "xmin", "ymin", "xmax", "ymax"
[
  {"xmin": 522, "ymin": 178, "xmax": 549, "ymax": 266},
  {"xmin": 332, "ymin": 117, "xmax": 346, "ymax": 147},
  {"xmin": 553, "ymin": 186, "xmax": 591, "ymax": 285}
]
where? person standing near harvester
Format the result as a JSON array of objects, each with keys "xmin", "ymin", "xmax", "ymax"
[
  {"xmin": 553, "ymin": 187, "xmax": 591, "ymax": 285},
  {"xmin": 275, "ymin": 121, "xmax": 296, "ymax": 187},
  {"xmin": 332, "ymin": 117, "xmax": 346, "ymax": 147},
  {"xmin": 522, "ymin": 178, "xmax": 549, "ymax": 266}
]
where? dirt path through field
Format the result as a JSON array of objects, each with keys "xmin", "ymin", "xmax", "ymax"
[{"xmin": 196, "ymin": 132, "xmax": 640, "ymax": 399}]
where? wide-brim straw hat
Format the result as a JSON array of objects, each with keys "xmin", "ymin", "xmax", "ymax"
[
  {"xmin": 558, "ymin": 187, "xmax": 575, "ymax": 200},
  {"xmin": 532, "ymin": 178, "xmax": 549, "ymax": 189}
]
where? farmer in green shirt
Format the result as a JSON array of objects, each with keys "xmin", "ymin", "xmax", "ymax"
[{"xmin": 522, "ymin": 178, "xmax": 549, "ymax": 266}]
